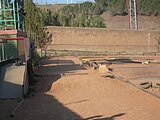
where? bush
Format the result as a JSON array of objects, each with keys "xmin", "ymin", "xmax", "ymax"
[
  {"xmin": 108, "ymin": 0, "xmax": 127, "ymax": 16},
  {"xmin": 137, "ymin": 0, "xmax": 160, "ymax": 16}
]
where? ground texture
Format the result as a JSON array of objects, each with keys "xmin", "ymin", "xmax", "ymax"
[{"xmin": 1, "ymin": 56, "xmax": 160, "ymax": 120}]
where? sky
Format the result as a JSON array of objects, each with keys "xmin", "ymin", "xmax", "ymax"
[{"xmin": 33, "ymin": 0, "xmax": 94, "ymax": 4}]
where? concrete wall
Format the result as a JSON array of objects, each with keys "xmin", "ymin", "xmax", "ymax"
[
  {"xmin": 0, "ymin": 63, "xmax": 27, "ymax": 98},
  {"xmin": 47, "ymin": 26, "xmax": 160, "ymax": 53}
]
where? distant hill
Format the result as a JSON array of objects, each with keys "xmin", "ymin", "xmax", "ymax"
[
  {"xmin": 37, "ymin": 4, "xmax": 75, "ymax": 11},
  {"xmin": 39, "ymin": 4, "xmax": 160, "ymax": 30}
]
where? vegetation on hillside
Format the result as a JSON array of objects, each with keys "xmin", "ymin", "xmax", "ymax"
[
  {"xmin": 42, "ymin": 0, "xmax": 160, "ymax": 27},
  {"xmin": 43, "ymin": 1, "xmax": 107, "ymax": 27},
  {"xmin": 137, "ymin": 0, "xmax": 160, "ymax": 16},
  {"xmin": 25, "ymin": 0, "xmax": 160, "ymax": 29},
  {"xmin": 108, "ymin": 0, "xmax": 127, "ymax": 16},
  {"xmin": 107, "ymin": 0, "xmax": 160, "ymax": 16}
]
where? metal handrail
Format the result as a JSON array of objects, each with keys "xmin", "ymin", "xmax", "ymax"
[
  {"xmin": 0, "ymin": 37, "xmax": 27, "ymax": 63},
  {"xmin": 0, "ymin": 0, "xmax": 25, "ymax": 31}
]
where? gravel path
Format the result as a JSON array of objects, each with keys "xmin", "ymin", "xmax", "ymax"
[{"xmin": 9, "ymin": 56, "xmax": 160, "ymax": 120}]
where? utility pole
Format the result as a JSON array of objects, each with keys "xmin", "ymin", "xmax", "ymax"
[
  {"xmin": 66, "ymin": 0, "xmax": 69, "ymax": 4},
  {"xmin": 126, "ymin": 0, "xmax": 138, "ymax": 30},
  {"xmin": 45, "ymin": 0, "xmax": 47, "ymax": 5}
]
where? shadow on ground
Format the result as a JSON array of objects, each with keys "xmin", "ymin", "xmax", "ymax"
[
  {"xmin": 85, "ymin": 113, "xmax": 125, "ymax": 120},
  {"xmin": 106, "ymin": 58, "xmax": 141, "ymax": 64},
  {"xmin": 2, "ymin": 57, "xmax": 126, "ymax": 120},
  {"xmin": 36, "ymin": 59, "xmax": 86, "ymax": 75}
]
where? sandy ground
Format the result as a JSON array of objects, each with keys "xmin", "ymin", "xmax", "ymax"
[
  {"xmin": 110, "ymin": 62, "xmax": 160, "ymax": 95},
  {"xmin": 1, "ymin": 56, "xmax": 160, "ymax": 120}
]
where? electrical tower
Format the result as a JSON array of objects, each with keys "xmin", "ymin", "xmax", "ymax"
[{"xmin": 126, "ymin": 0, "xmax": 138, "ymax": 29}]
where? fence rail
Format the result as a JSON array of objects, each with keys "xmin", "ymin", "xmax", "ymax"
[{"xmin": 0, "ymin": 37, "xmax": 26, "ymax": 63}]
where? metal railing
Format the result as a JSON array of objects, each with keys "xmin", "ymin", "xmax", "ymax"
[
  {"xmin": 0, "ymin": 37, "xmax": 27, "ymax": 63},
  {"xmin": 0, "ymin": 0, "xmax": 25, "ymax": 31}
]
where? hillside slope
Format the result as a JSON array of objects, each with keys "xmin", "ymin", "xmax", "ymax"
[
  {"xmin": 39, "ymin": 4, "xmax": 160, "ymax": 30},
  {"xmin": 37, "ymin": 4, "xmax": 75, "ymax": 11},
  {"xmin": 101, "ymin": 12, "xmax": 160, "ymax": 30}
]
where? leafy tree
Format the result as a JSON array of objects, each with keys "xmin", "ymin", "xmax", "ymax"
[
  {"xmin": 58, "ymin": 12, "xmax": 69, "ymax": 26},
  {"xmin": 24, "ymin": 0, "xmax": 52, "ymax": 49},
  {"xmin": 137, "ymin": 0, "xmax": 160, "ymax": 16},
  {"xmin": 108, "ymin": 0, "xmax": 127, "ymax": 16},
  {"xmin": 90, "ymin": 16, "xmax": 106, "ymax": 28},
  {"xmin": 42, "ymin": 1, "xmax": 107, "ymax": 28},
  {"xmin": 94, "ymin": 0, "xmax": 108, "ymax": 15}
]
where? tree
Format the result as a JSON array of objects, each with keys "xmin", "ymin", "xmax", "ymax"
[
  {"xmin": 90, "ymin": 16, "xmax": 106, "ymax": 28},
  {"xmin": 108, "ymin": 0, "xmax": 127, "ymax": 16},
  {"xmin": 137, "ymin": 0, "xmax": 160, "ymax": 16},
  {"xmin": 94, "ymin": 0, "xmax": 108, "ymax": 15},
  {"xmin": 24, "ymin": 0, "xmax": 52, "ymax": 49}
]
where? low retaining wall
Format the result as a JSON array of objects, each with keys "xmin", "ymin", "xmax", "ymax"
[{"xmin": 47, "ymin": 26, "xmax": 160, "ymax": 54}]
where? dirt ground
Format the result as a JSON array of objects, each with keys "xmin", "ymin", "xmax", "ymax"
[
  {"xmin": 1, "ymin": 56, "xmax": 160, "ymax": 120},
  {"xmin": 110, "ymin": 61, "xmax": 160, "ymax": 95}
]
